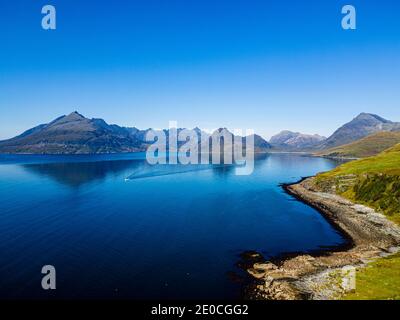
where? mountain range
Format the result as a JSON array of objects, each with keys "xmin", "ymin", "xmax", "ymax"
[
  {"xmin": 269, "ymin": 130, "xmax": 326, "ymax": 151},
  {"xmin": 318, "ymin": 113, "xmax": 400, "ymax": 149},
  {"xmin": 0, "ymin": 112, "xmax": 272, "ymax": 154},
  {"xmin": 0, "ymin": 112, "xmax": 147, "ymax": 154},
  {"xmin": 0, "ymin": 112, "xmax": 399, "ymax": 155}
]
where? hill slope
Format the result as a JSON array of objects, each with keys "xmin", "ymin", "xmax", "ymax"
[
  {"xmin": 316, "ymin": 131, "xmax": 400, "ymax": 158},
  {"xmin": 315, "ymin": 143, "xmax": 400, "ymax": 222},
  {"xmin": 319, "ymin": 113, "xmax": 400, "ymax": 149},
  {"xmin": 251, "ymin": 134, "xmax": 272, "ymax": 152}
]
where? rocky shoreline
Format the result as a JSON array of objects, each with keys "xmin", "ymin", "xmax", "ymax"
[{"xmin": 246, "ymin": 177, "xmax": 400, "ymax": 300}]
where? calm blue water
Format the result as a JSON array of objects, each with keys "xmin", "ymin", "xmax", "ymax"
[{"xmin": 0, "ymin": 153, "xmax": 346, "ymax": 299}]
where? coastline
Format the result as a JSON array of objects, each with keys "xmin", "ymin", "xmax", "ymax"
[
  {"xmin": 314, "ymin": 155, "xmax": 360, "ymax": 161},
  {"xmin": 246, "ymin": 176, "xmax": 400, "ymax": 300}
]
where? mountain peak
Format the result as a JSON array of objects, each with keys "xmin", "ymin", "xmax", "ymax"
[
  {"xmin": 278, "ymin": 130, "xmax": 299, "ymax": 135},
  {"xmin": 354, "ymin": 113, "xmax": 391, "ymax": 123},
  {"xmin": 269, "ymin": 130, "xmax": 326, "ymax": 150},
  {"xmin": 215, "ymin": 127, "xmax": 230, "ymax": 134},
  {"xmin": 320, "ymin": 113, "xmax": 399, "ymax": 149},
  {"xmin": 65, "ymin": 111, "xmax": 85, "ymax": 120},
  {"xmin": 0, "ymin": 112, "xmax": 147, "ymax": 154}
]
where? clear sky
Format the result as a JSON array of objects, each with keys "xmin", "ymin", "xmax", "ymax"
[{"xmin": 1, "ymin": 0, "xmax": 399, "ymax": 140}]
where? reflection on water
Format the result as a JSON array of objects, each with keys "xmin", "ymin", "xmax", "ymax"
[
  {"xmin": 22, "ymin": 160, "xmax": 142, "ymax": 187},
  {"xmin": 22, "ymin": 160, "xmax": 242, "ymax": 186},
  {"xmin": 19, "ymin": 153, "xmax": 270, "ymax": 186}
]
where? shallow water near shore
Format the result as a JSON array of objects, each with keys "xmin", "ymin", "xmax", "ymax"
[{"xmin": 0, "ymin": 153, "xmax": 346, "ymax": 299}]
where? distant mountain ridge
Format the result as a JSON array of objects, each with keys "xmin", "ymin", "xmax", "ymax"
[
  {"xmin": 269, "ymin": 113, "xmax": 400, "ymax": 151},
  {"xmin": 319, "ymin": 113, "xmax": 400, "ymax": 150},
  {"xmin": 1, "ymin": 111, "xmax": 398, "ymax": 154},
  {"xmin": 0, "ymin": 112, "xmax": 271, "ymax": 154},
  {"xmin": 0, "ymin": 112, "xmax": 147, "ymax": 154},
  {"xmin": 269, "ymin": 130, "xmax": 326, "ymax": 150}
]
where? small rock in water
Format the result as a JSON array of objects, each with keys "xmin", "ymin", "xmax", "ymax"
[{"xmin": 247, "ymin": 268, "xmax": 267, "ymax": 279}]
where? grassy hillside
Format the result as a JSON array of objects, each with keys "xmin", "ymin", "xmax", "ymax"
[
  {"xmin": 316, "ymin": 131, "xmax": 400, "ymax": 159},
  {"xmin": 316, "ymin": 144, "xmax": 400, "ymax": 300},
  {"xmin": 343, "ymin": 252, "xmax": 400, "ymax": 300},
  {"xmin": 315, "ymin": 143, "xmax": 400, "ymax": 223}
]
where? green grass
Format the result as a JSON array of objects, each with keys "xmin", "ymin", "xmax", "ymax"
[
  {"xmin": 315, "ymin": 143, "xmax": 400, "ymax": 223},
  {"xmin": 317, "ymin": 131, "xmax": 400, "ymax": 159},
  {"xmin": 343, "ymin": 253, "xmax": 400, "ymax": 300},
  {"xmin": 318, "ymin": 142, "xmax": 400, "ymax": 176}
]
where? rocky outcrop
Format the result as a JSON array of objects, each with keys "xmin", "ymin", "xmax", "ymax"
[{"xmin": 246, "ymin": 177, "xmax": 400, "ymax": 300}]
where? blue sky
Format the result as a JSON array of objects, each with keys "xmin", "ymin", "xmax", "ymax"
[{"xmin": 1, "ymin": 0, "xmax": 399, "ymax": 140}]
